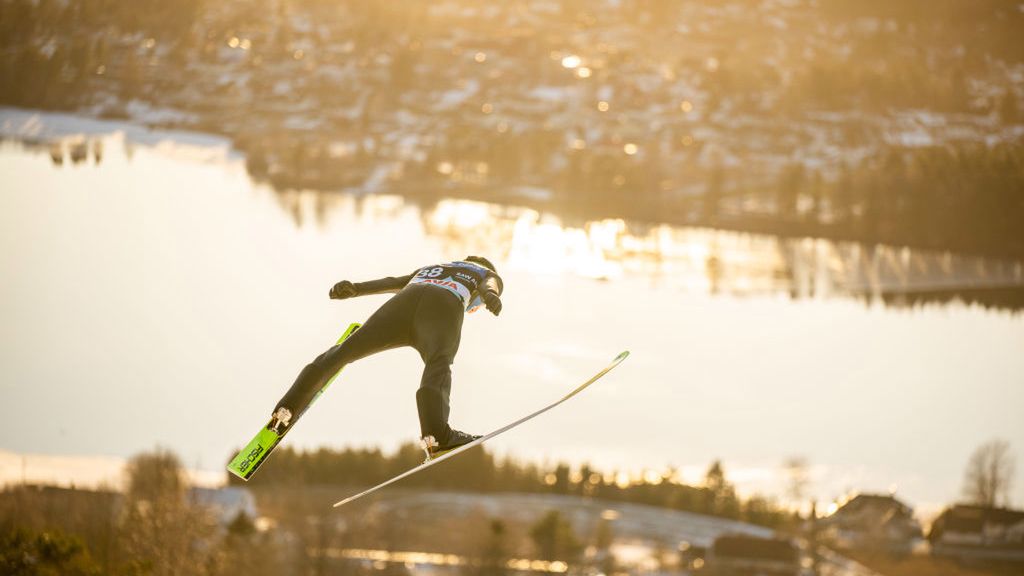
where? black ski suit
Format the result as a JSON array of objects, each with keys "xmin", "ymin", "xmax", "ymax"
[{"xmin": 275, "ymin": 261, "xmax": 503, "ymax": 441}]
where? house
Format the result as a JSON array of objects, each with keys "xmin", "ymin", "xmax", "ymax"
[
  {"xmin": 817, "ymin": 493, "xmax": 922, "ymax": 555},
  {"xmin": 190, "ymin": 486, "xmax": 259, "ymax": 527},
  {"xmin": 929, "ymin": 504, "xmax": 1024, "ymax": 565},
  {"xmin": 704, "ymin": 533, "xmax": 802, "ymax": 576}
]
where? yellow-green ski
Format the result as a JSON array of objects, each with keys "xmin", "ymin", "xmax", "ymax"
[{"xmin": 227, "ymin": 322, "xmax": 361, "ymax": 481}]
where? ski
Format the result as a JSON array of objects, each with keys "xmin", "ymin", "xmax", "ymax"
[
  {"xmin": 332, "ymin": 350, "xmax": 630, "ymax": 508},
  {"xmin": 227, "ymin": 322, "xmax": 362, "ymax": 481}
]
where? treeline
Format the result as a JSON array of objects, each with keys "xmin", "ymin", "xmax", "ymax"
[
  {"xmin": 689, "ymin": 142, "xmax": 1024, "ymax": 260},
  {"xmin": 230, "ymin": 443, "xmax": 793, "ymax": 529},
  {"xmin": 0, "ymin": 0, "xmax": 205, "ymax": 41},
  {"xmin": 1, "ymin": 450, "xmax": 280, "ymax": 576},
  {"xmin": 0, "ymin": 0, "xmax": 208, "ymax": 110},
  {"xmin": 829, "ymin": 143, "xmax": 1024, "ymax": 259},
  {"xmin": 820, "ymin": 0, "xmax": 1024, "ymax": 63},
  {"xmin": 0, "ymin": 448, "xmax": 516, "ymax": 576},
  {"xmin": 763, "ymin": 142, "xmax": 1024, "ymax": 260},
  {"xmin": 2, "ymin": 446, "xmax": 790, "ymax": 575}
]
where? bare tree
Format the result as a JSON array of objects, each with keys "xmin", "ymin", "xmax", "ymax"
[
  {"xmin": 962, "ymin": 439, "xmax": 1016, "ymax": 508},
  {"xmin": 119, "ymin": 448, "xmax": 219, "ymax": 576}
]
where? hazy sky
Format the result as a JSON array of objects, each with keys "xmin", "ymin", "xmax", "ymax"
[{"xmin": 2, "ymin": 113, "xmax": 1022, "ymax": 517}]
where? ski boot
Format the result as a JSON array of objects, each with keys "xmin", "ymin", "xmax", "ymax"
[
  {"xmin": 421, "ymin": 429, "xmax": 482, "ymax": 462},
  {"xmin": 269, "ymin": 407, "xmax": 293, "ymax": 433}
]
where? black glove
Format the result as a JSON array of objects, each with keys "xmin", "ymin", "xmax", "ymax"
[
  {"xmin": 329, "ymin": 280, "xmax": 358, "ymax": 300},
  {"xmin": 483, "ymin": 291, "xmax": 502, "ymax": 316}
]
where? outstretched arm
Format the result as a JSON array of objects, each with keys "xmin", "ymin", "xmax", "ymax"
[{"xmin": 329, "ymin": 272, "xmax": 415, "ymax": 299}]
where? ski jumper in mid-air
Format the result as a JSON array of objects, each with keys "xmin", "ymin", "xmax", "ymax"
[{"xmin": 270, "ymin": 256, "xmax": 504, "ymax": 458}]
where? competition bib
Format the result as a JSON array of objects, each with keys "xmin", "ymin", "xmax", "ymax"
[{"xmin": 407, "ymin": 262, "xmax": 491, "ymax": 312}]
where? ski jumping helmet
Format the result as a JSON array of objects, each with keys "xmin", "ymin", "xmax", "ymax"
[{"xmin": 465, "ymin": 255, "xmax": 496, "ymax": 273}]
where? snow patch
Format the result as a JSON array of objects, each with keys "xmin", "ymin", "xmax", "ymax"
[
  {"xmin": 125, "ymin": 100, "xmax": 198, "ymax": 125},
  {"xmin": 436, "ymin": 79, "xmax": 480, "ymax": 110},
  {"xmin": 0, "ymin": 107, "xmax": 238, "ymax": 162},
  {"xmin": 529, "ymin": 86, "xmax": 568, "ymax": 102}
]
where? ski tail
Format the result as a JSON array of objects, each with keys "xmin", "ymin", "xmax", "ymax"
[
  {"xmin": 226, "ymin": 425, "xmax": 282, "ymax": 481},
  {"xmin": 227, "ymin": 322, "xmax": 362, "ymax": 481}
]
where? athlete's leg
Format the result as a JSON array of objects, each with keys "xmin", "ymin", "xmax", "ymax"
[
  {"xmin": 274, "ymin": 288, "xmax": 418, "ymax": 415},
  {"xmin": 411, "ymin": 288, "xmax": 465, "ymax": 441}
]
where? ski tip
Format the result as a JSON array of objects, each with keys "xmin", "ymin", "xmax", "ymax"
[{"xmin": 615, "ymin": 350, "xmax": 630, "ymax": 362}]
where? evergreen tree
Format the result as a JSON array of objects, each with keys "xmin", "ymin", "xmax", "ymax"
[
  {"xmin": 529, "ymin": 510, "xmax": 582, "ymax": 562},
  {"xmin": 704, "ymin": 460, "xmax": 740, "ymax": 518},
  {"xmin": 476, "ymin": 520, "xmax": 509, "ymax": 576},
  {"xmin": 0, "ymin": 527, "xmax": 103, "ymax": 576}
]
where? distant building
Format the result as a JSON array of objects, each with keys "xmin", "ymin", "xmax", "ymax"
[
  {"xmin": 189, "ymin": 486, "xmax": 259, "ymax": 526},
  {"xmin": 817, "ymin": 493, "xmax": 922, "ymax": 555},
  {"xmin": 929, "ymin": 504, "xmax": 1024, "ymax": 565},
  {"xmin": 704, "ymin": 533, "xmax": 801, "ymax": 576}
]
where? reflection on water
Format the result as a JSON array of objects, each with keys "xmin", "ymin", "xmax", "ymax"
[
  {"xmin": 47, "ymin": 138, "xmax": 103, "ymax": 166},
  {"xmin": 4, "ymin": 108, "xmax": 1023, "ymax": 311},
  {"xmin": 274, "ymin": 191, "xmax": 1024, "ymax": 309}
]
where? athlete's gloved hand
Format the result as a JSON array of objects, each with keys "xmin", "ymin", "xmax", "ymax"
[
  {"xmin": 483, "ymin": 291, "xmax": 502, "ymax": 316},
  {"xmin": 329, "ymin": 280, "xmax": 358, "ymax": 300}
]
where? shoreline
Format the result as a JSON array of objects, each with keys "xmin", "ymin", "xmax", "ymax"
[
  {"xmin": 3, "ymin": 103, "xmax": 1022, "ymax": 269},
  {"xmin": 0, "ymin": 105, "xmax": 239, "ymax": 160}
]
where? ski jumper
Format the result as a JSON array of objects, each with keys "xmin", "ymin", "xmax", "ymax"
[{"xmin": 275, "ymin": 261, "xmax": 503, "ymax": 441}]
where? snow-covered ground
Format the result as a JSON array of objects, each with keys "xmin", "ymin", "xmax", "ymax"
[
  {"xmin": 372, "ymin": 491, "xmax": 773, "ymax": 548},
  {"xmin": 358, "ymin": 491, "xmax": 880, "ymax": 576},
  {"xmin": 0, "ymin": 106, "xmax": 238, "ymax": 163}
]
